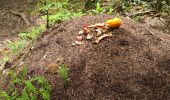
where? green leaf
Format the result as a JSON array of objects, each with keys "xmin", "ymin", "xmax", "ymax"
[
  {"xmin": 29, "ymin": 92, "xmax": 36, "ymax": 100},
  {"xmin": 21, "ymin": 88, "xmax": 29, "ymax": 100},
  {"xmin": 108, "ymin": 8, "xmax": 113, "ymax": 14},
  {"xmin": 30, "ymin": 76, "xmax": 45, "ymax": 84},
  {"xmin": 0, "ymin": 91, "xmax": 10, "ymax": 99},
  {"xmin": 11, "ymin": 90, "xmax": 18, "ymax": 99},
  {"xmin": 39, "ymin": 88, "xmax": 50, "ymax": 100},
  {"xmin": 12, "ymin": 79, "xmax": 22, "ymax": 85},
  {"xmin": 25, "ymin": 80, "xmax": 36, "ymax": 93},
  {"xmin": 96, "ymin": 2, "xmax": 103, "ymax": 13}
]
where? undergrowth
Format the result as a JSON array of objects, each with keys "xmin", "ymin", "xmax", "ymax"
[
  {"xmin": 5, "ymin": 0, "xmax": 83, "ymax": 59},
  {"xmin": 85, "ymin": 0, "xmax": 170, "ymax": 15},
  {"xmin": 7, "ymin": 40, "xmax": 26, "ymax": 54},
  {"xmin": 19, "ymin": 25, "xmax": 46, "ymax": 41},
  {"xmin": 57, "ymin": 64, "xmax": 70, "ymax": 85},
  {"xmin": 0, "ymin": 66, "xmax": 51, "ymax": 100}
]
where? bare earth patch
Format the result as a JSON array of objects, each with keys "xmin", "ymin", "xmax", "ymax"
[{"xmin": 12, "ymin": 14, "xmax": 170, "ymax": 99}]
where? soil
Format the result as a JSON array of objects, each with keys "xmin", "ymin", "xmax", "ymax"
[
  {"xmin": 0, "ymin": 0, "xmax": 30, "ymax": 35},
  {"xmin": 13, "ymin": 14, "xmax": 170, "ymax": 99}
]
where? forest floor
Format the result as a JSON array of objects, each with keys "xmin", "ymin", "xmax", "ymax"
[
  {"xmin": 0, "ymin": 1, "xmax": 170, "ymax": 99},
  {"xmin": 0, "ymin": 0, "xmax": 44, "ymax": 68},
  {"xmin": 11, "ymin": 14, "xmax": 170, "ymax": 99},
  {"xmin": 0, "ymin": 0, "xmax": 169, "ymax": 60}
]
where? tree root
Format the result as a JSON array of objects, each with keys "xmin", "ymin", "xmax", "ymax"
[{"xmin": 9, "ymin": 10, "xmax": 31, "ymax": 26}]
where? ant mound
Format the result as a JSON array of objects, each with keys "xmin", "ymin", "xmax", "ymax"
[{"xmin": 20, "ymin": 14, "xmax": 170, "ymax": 99}]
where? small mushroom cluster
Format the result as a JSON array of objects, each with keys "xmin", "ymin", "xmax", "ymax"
[{"xmin": 72, "ymin": 17, "xmax": 122, "ymax": 45}]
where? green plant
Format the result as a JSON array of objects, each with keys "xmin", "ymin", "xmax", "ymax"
[
  {"xmin": 96, "ymin": 2, "xmax": 104, "ymax": 13},
  {"xmin": 19, "ymin": 25, "xmax": 45, "ymax": 41},
  {"xmin": 120, "ymin": 0, "xmax": 170, "ymax": 14},
  {"xmin": 86, "ymin": 1, "xmax": 114, "ymax": 14},
  {"xmin": 42, "ymin": 11, "xmax": 83, "ymax": 24},
  {"xmin": 84, "ymin": 0, "xmax": 98, "ymax": 10},
  {"xmin": 40, "ymin": 1, "xmax": 83, "ymax": 25},
  {"xmin": 7, "ymin": 40, "xmax": 26, "ymax": 54},
  {"xmin": 57, "ymin": 64, "xmax": 70, "ymax": 85},
  {"xmin": 8, "ymin": 25, "xmax": 45, "ymax": 55},
  {"xmin": 161, "ymin": 1, "xmax": 170, "ymax": 14},
  {"xmin": 0, "ymin": 66, "xmax": 51, "ymax": 100}
]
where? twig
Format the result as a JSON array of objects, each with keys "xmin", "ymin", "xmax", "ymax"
[
  {"xmin": 158, "ymin": 17, "xmax": 170, "ymax": 28},
  {"xmin": 144, "ymin": 27, "xmax": 154, "ymax": 35},
  {"xmin": 9, "ymin": 10, "xmax": 31, "ymax": 26},
  {"xmin": 128, "ymin": 10, "xmax": 154, "ymax": 17},
  {"xmin": 113, "ymin": 0, "xmax": 123, "ymax": 11}
]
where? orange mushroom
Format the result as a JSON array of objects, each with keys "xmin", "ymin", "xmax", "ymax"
[{"xmin": 105, "ymin": 17, "xmax": 122, "ymax": 28}]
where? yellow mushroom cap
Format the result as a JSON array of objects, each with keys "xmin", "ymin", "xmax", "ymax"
[{"xmin": 106, "ymin": 17, "xmax": 122, "ymax": 28}]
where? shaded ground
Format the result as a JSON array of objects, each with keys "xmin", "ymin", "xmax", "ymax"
[
  {"xmin": 0, "ymin": 0, "xmax": 45, "ymax": 66},
  {"xmin": 7, "ymin": 14, "xmax": 170, "ymax": 99},
  {"xmin": 0, "ymin": 0, "xmax": 30, "ymax": 70},
  {"xmin": 0, "ymin": 0, "xmax": 29, "ymax": 35}
]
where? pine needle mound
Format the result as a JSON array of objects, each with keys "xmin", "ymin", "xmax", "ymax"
[{"xmin": 17, "ymin": 14, "xmax": 170, "ymax": 99}]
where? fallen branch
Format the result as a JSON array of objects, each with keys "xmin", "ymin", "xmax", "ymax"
[
  {"xmin": 128, "ymin": 10, "xmax": 154, "ymax": 17},
  {"xmin": 9, "ymin": 10, "xmax": 31, "ymax": 26}
]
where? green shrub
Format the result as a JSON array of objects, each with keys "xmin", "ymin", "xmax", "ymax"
[
  {"xmin": 19, "ymin": 25, "xmax": 45, "ymax": 41},
  {"xmin": 0, "ymin": 66, "xmax": 51, "ymax": 100},
  {"xmin": 57, "ymin": 64, "xmax": 70, "ymax": 85}
]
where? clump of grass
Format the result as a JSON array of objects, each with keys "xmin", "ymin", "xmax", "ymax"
[{"xmin": 57, "ymin": 64, "xmax": 70, "ymax": 85}]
